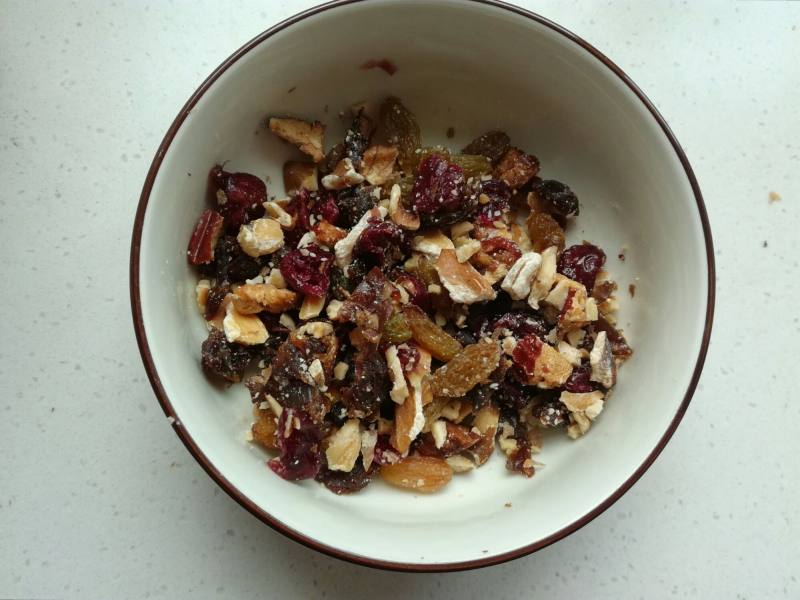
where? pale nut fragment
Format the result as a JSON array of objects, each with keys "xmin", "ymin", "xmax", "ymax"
[
  {"xmin": 561, "ymin": 391, "xmax": 605, "ymax": 439},
  {"xmin": 222, "ymin": 302, "xmax": 268, "ymax": 345},
  {"xmin": 268, "ymin": 268, "xmax": 287, "ymax": 289},
  {"xmin": 313, "ymin": 220, "xmax": 347, "ymax": 247},
  {"xmin": 333, "ymin": 361, "xmax": 349, "ymax": 381},
  {"xmin": 325, "ymin": 419, "xmax": 362, "ymax": 472},
  {"xmin": 445, "ymin": 455, "xmax": 476, "ymax": 473},
  {"xmin": 557, "ymin": 340, "xmax": 585, "ymax": 367},
  {"xmin": 528, "ymin": 245, "xmax": 558, "ymax": 309},
  {"xmin": 380, "ymin": 455, "xmax": 452, "ymax": 493},
  {"xmin": 334, "ymin": 206, "xmax": 388, "ymax": 267},
  {"xmin": 282, "ymin": 161, "xmax": 318, "ymax": 194},
  {"xmin": 412, "ymin": 229, "xmax": 454, "ymax": 259},
  {"xmin": 455, "ymin": 238, "xmax": 482, "ymax": 263},
  {"xmin": 468, "ymin": 404, "xmax": 500, "ymax": 465},
  {"xmin": 385, "ymin": 345, "xmax": 410, "ymax": 404},
  {"xmin": 263, "ymin": 201, "xmax": 295, "ymax": 228},
  {"xmin": 450, "ymin": 221, "xmax": 474, "ymax": 239},
  {"xmin": 298, "ymin": 295, "xmax": 326, "ymax": 320},
  {"xmin": 359, "ymin": 144, "xmax": 399, "ymax": 185},
  {"xmin": 501, "ymin": 251, "xmax": 542, "ymax": 300},
  {"xmin": 321, "ymin": 157, "xmax": 365, "ymax": 190},
  {"xmin": 295, "ymin": 320, "xmax": 334, "ymax": 339},
  {"xmin": 435, "ymin": 249, "xmax": 497, "ymax": 305},
  {"xmin": 589, "ymin": 331, "xmax": 616, "ymax": 388},
  {"xmin": 325, "ymin": 299, "xmax": 343, "ymax": 320},
  {"xmin": 391, "ymin": 348, "xmax": 431, "ymax": 453},
  {"xmin": 268, "ymin": 117, "xmax": 325, "ymax": 162},
  {"xmin": 510, "ymin": 222, "xmax": 533, "ymax": 252},
  {"xmin": 195, "ymin": 279, "xmax": 211, "ymax": 315},
  {"xmin": 360, "ymin": 428, "xmax": 378, "ymax": 470},
  {"xmin": 232, "ymin": 283, "xmax": 299, "ymax": 314},
  {"xmin": 237, "ymin": 218, "xmax": 284, "ymax": 257},
  {"xmin": 388, "ymin": 183, "xmax": 420, "ymax": 231},
  {"xmin": 532, "ymin": 342, "xmax": 573, "ymax": 388}
]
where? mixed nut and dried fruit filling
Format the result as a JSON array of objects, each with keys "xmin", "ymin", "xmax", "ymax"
[{"xmin": 187, "ymin": 97, "xmax": 632, "ymax": 494}]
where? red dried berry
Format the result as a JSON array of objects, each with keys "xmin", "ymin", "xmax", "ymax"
[
  {"xmin": 372, "ymin": 434, "xmax": 401, "ymax": 466},
  {"xmin": 557, "ymin": 243, "xmax": 606, "ymax": 291},
  {"xmin": 279, "ymin": 244, "xmax": 333, "ymax": 297},
  {"xmin": 564, "ymin": 362, "xmax": 594, "ymax": 393},
  {"xmin": 475, "ymin": 179, "xmax": 511, "ymax": 226},
  {"xmin": 481, "ymin": 236, "xmax": 522, "ymax": 267},
  {"xmin": 396, "ymin": 344, "xmax": 420, "ymax": 372},
  {"xmin": 394, "ymin": 273, "xmax": 429, "ymax": 311},
  {"xmin": 315, "ymin": 192, "xmax": 340, "ymax": 225},
  {"xmin": 354, "ymin": 218, "xmax": 407, "ymax": 266},
  {"xmin": 210, "ymin": 165, "xmax": 266, "ymax": 230},
  {"xmin": 411, "ymin": 154, "xmax": 466, "ymax": 215},
  {"xmin": 268, "ymin": 408, "xmax": 323, "ymax": 481},
  {"xmin": 482, "ymin": 311, "xmax": 548, "ymax": 340},
  {"xmin": 511, "ymin": 335, "xmax": 543, "ymax": 378},
  {"xmin": 187, "ymin": 209, "xmax": 224, "ymax": 265}
]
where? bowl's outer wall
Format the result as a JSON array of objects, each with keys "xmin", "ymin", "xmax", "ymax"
[{"xmin": 131, "ymin": 0, "xmax": 714, "ymax": 571}]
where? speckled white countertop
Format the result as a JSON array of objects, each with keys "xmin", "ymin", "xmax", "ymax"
[{"xmin": 1, "ymin": 1, "xmax": 798, "ymax": 597}]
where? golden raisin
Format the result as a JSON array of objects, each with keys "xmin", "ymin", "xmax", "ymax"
[
  {"xmin": 379, "ymin": 97, "xmax": 421, "ymax": 173},
  {"xmin": 382, "ymin": 311, "xmax": 412, "ymax": 344},
  {"xmin": 430, "ymin": 340, "xmax": 501, "ymax": 398},
  {"xmin": 526, "ymin": 211, "xmax": 565, "ymax": 253},
  {"xmin": 403, "ymin": 305, "xmax": 462, "ymax": 361}
]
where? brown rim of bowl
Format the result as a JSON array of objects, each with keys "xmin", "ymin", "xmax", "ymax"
[{"xmin": 129, "ymin": 0, "xmax": 715, "ymax": 573}]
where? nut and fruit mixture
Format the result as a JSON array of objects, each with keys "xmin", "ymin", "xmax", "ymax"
[{"xmin": 186, "ymin": 97, "xmax": 632, "ymax": 494}]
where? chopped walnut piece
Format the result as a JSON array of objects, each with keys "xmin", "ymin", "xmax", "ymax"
[
  {"xmin": 321, "ymin": 157, "xmax": 365, "ymax": 190},
  {"xmin": 222, "ymin": 302, "xmax": 268, "ymax": 345},
  {"xmin": 326, "ymin": 419, "xmax": 362, "ymax": 472},
  {"xmin": 501, "ymin": 251, "xmax": 542, "ymax": 300},
  {"xmin": 313, "ymin": 220, "xmax": 347, "ymax": 247},
  {"xmin": 268, "ymin": 117, "xmax": 325, "ymax": 162},
  {"xmin": 237, "ymin": 218, "xmax": 284, "ymax": 257},
  {"xmin": 359, "ymin": 144, "xmax": 399, "ymax": 185},
  {"xmin": 263, "ymin": 200, "xmax": 295, "ymax": 228},
  {"xmin": 411, "ymin": 229, "xmax": 454, "ymax": 258},
  {"xmin": 233, "ymin": 283, "xmax": 299, "ymax": 314},
  {"xmin": 388, "ymin": 183, "xmax": 420, "ymax": 230},
  {"xmin": 283, "ymin": 161, "xmax": 318, "ymax": 194},
  {"xmin": 434, "ymin": 249, "xmax": 496, "ymax": 304},
  {"xmin": 561, "ymin": 390, "xmax": 605, "ymax": 439}
]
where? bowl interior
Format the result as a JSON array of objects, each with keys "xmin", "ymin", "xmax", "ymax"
[{"xmin": 136, "ymin": 0, "xmax": 710, "ymax": 567}]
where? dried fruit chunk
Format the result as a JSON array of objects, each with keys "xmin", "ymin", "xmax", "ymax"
[
  {"xmin": 434, "ymin": 248, "xmax": 496, "ymax": 304},
  {"xmin": 359, "ymin": 145, "xmax": 399, "ymax": 185},
  {"xmin": 449, "ymin": 154, "xmax": 492, "ymax": 178},
  {"xmin": 505, "ymin": 438, "xmax": 535, "ymax": 477},
  {"xmin": 283, "ymin": 161, "xmax": 318, "ymax": 194},
  {"xmin": 533, "ymin": 399, "xmax": 569, "ymax": 428},
  {"xmin": 411, "ymin": 154, "xmax": 466, "ymax": 216},
  {"xmin": 337, "ymin": 267, "xmax": 395, "ymax": 343},
  {"xmin": 403, "ymin": 305, "xmax": 462, "ymax": 361},
  {"xmin": 237, "ymin": 217, "xmax": 284, "ymax": 257},
  {"xmin": 233, "ymin": 283, "xmax": 298, "ymax": 314},
  {"xmin": 268, "ymin": 408, "xmax": 323, "ymax": 480},
  {"xmin": 416, "ymin": 421, "xmax": 481, "ymax": 457},
  {"xmin": 380, "ymin": 455, "xmax": 452, "ymax": 493},
  {"xmin": 462, "ymin": 130, "xmax": 510, "ymax": 163},
  {"xmin": 268, "ymin": 117, "xmax": 325, "ymax": 162},
  {"xmin": 334, "ymin": 206, "xmax": 388, "ymax": 268},
  {"xmin": 530, "ymin": 179, "xmax": 579, "ymax": 218},
  {"xmin": 187, "ymin": 209, "xmax": 224, "ymax": 265},
  {"xmin": 251, "ymin": 406, "xmax": 279, "ymax": 449},
  {"xmin": 493, "ymin": 147, "xmax": 540, "ymax": 189},
  {"xmin": 279, "ymin": 243, "xmax": 333, "ymax": 297},
  {"xmin": 430, "ymin": 340, "xmax": 501, "ymax": 398},
  {"xmin": 475, "ymin": 179, "xmax": 511, "ymax": 226},
  {"xmin": 512, "ymin": 335, "xmax": 573, "ymax": 388},
  {"xmin": 315, "ymin": 458, "xmax": 372, "ymax": 494},
  {"xmin": 354, "ymin": 218, "xmax": 407, "ymax": 267},
  {"xmin": 336, "ymin": 185, "xmax": 379, "ymax": 228},
  {"xmin": 345, "ymin": 346, "xmax": 390, "ymax": 420},
  {"xmin": 379, "ymin": 96, "xmax": 421, "ymax": 172},
  {"xmin": 594, "ymin": 316, "xmax": 633, "ymax": 360},
  {"xmin": 526, "ymin": 211, "xmax": 565, "ymax": 253},
  {"xmin": 210, "ymin": 166, "xmax": 267, "ymax": 230},
  {"xmin": 388, "ymin": 182, "xmax": 420, "ymax": 230},
  {"xmin": 201, "ymin": 329, "xmax": 252, "ymax": 382},
  {"xmin": 382, "ymin": 312, "xmax": 412, "ymax": 345},
  {"xmin": 557, "ymin": 243, "xmax": 606, "ymax": 292}
]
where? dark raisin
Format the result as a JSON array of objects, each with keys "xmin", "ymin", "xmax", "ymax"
[
  {"xmin": 453, "ymin": 329, "xmax": 477, "ymax": 347},
  {"xmin": 557, "ymin": 243, "xmax": 606, "ymax": 292},
  {"xmin": 336, "ymin": 186, "xmax": 378, "ymax": 227},
  {"xmin": 263, "ymin": 342, "xmax": 318, "ymax": 414},
  {"xmin": 268, "ymin": 408, "xmax": 323, "ymax": 481},
  {"xmin": 279, "ymin": 243, "xmax": 333, "ymax": 297},
  {"xmin": 320, "ymin": 143, "xmax": 346, "ymax": 176},
  {"xmin": 204, "ymin": 281, "xmax": 230, "ymax": 320},
  {"xmin": 210, "ymin": 165, "xmax": 266, "ymax": 230},
  {"xmin": 200, "ymin": 329, "xmax": 252, "ymax": 383},
  {"xmin": 494, "ymin": 378, "xmax": 532, "ymax": 411},
  {"xmin": 462, "ymin": 130, "xmax": 511, "ymax": 163},
  {"xmin": 315, "ymin": 457, "xmax": 372, "ymax": 494},
  {"xmin": 481, "ymin": 311, "xmax": 548, "ymax": 340},
  {"xmin": 327, "ymin": 403, "xmax": 349, "ymax": 427},
  {"xmin": 533, "ymin": 399, "xmax": 569, "ymax": 428},
  {"xmin": 226, "ymin": 254, "xmax": 261, "ymax": 283},
  {"xmin": 198, "ymin": 235, "xmax": 239, "ymax": 279},
  {"xmin": 343, "ymin": 110, "xmax": 373, "ymax": 167},
  {"xmin": 475, "ymin": 179, "xmax": 511, "ymax": 226},
  {"xmin": 531, "ymin": 179, "xmax": 579, "ymax": 218},
  {"xmin": 344, "ymin": 345, "xmax": 390, "ymax": 419}
]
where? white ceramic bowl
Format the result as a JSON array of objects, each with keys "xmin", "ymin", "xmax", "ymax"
[{"xmin": 131, "ymin": 0, "xmax": 714, "ymax": 571}]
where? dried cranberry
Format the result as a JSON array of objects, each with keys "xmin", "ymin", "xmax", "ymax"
[
  {"xmin": 373, "ymin": 435, "xmax": 401, "ymax": 466},
  {"xmin": 475, "ymin": 179, "xmax": 511, "ymax": 226},
  {"xmin": 315, "ymin": 458, "xmax": 372, "ymax": 494},
  {"xmin": 483, "ymin": 311, "xmax": 548, "ymax": 340},
  {"xmin": 354, "ymin": 218, "xmax": 407, "ymax": 267},
  {"xmin": 480, "ymin": 236, "xmax": 522, "ymax": 267},
  {"xmin": 506, "ymin": 438, "xmax": 534, "ymax": 477},
  {"xmin": 532, "ymin": 179, "xmax": 579, "ymax": 218},
  {"xmin": 564, "ymin": 362, "xmax": 594, "ymax": 393},
  {"xmin": 394, "ymin": 272, "xmax": 430, "ymax": 311},
  {"xmin": 396, "ymin": 344, "xmax": 420, "ymax": 372},
  {"xmin": 279, "ymin": 243, "xmax": 333, "ymax": 297},
  {"xmin": 557, "ymin": 243, "xmax": 606, "ymax": 291},
  {"xmin": 315, "ymin": 192, "xmax": 340, "ymax": 225},
  {"xmin": 268, "ymin": 408, "xmax": 323, "ymax": 481},
  {"xmin": 286, "ymin": 188, "xmax": 313, "ymax": 233},
  {"xmin": 337, "ymin": 186, "xmax": 377, "ymax": 227},
  {"xmin": 210, "ymin": 165, "xmax": 266, "ymax": 230},
  {"xmin": 494, "ymin": 378, "xmax": 531, "ymax": 411},
  {"xmin": 201, "ymin": 329, "xmax": 252, "ymax": 383},
  {"xmin": 411, "ymin": 154, "xmax": 465, "ymax": 215},
  {"xmin": 512, "ymin": 335, "xmax": 543, "ymax": 378}
]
